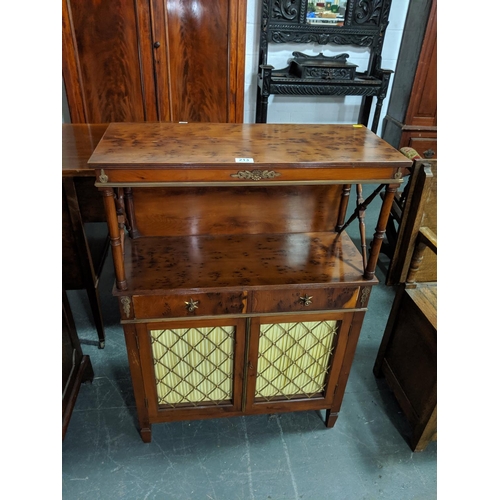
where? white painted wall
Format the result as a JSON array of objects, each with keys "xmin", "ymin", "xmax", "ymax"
[{"xmin": 243, "ymin": 0, "xmax": 410, "ymax": 135}]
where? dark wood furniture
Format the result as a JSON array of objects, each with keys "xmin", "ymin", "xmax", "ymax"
[
  {"xmin": 255, "ymin": 0, "xmax": 394, "ymax": 132},
  {"xmin": 374, "ymin": 170, "xmax": 437, "ymax": 452},
  {"xmin": 62, "ymin": 0, "xmax": 247, "ymax": 124},
  {"xmin": 63, "ymin": 288, "xmax": 94, "ymax": 440},
  {"xmin": 382, "ymin": 0, "xmax": 437, "ymax": 158},
  {"xmin": 63, "ymin": 124, "xmax": 110, "ymax": 348},
  {"xmin": 89, "ymin": 122, "xmax": 411, "ymax": 442}
]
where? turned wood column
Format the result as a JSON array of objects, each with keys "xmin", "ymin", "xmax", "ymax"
[
  {"xmin": 364, "ymin": 183, "xmax": 399, "ymax": 280},
  {"xmin": 100, "ymin": 187, "xmax": 128, "ymax": 290}
]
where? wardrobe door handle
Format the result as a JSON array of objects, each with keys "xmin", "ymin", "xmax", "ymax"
[{"xmin": 153, "ymin": 41, "xmax": 160, "ymax": 49}]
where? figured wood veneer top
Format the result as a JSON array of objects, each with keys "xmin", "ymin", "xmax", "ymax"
[
  {"xmin": 88, "ymin": 122, "xmax": 410, "ymax": 169},
  {"xmin": 118, "ymin": 231, "xmax": 372, "ymax": 294}
]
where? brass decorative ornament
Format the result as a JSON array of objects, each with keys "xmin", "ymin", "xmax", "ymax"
[
  {"xmin": 360, "ymin": 287, "xmax": 371, "ymax": 307},
  {"xmin": 121, "ymin": 296, "xmax": 131, "ymax": 318},
  {"xmin": 230, "ymin": 169, "xmax": 281, "ymax": 181},
  {"xmin": 299, "ymin": 294, "xmax": 313, "ymax": 306},
  {"xmin": 99, "ymin": 169, "xmax": 109, "ymax": 183},
  {"xmin": 185, "ymin": 298, "xmax": 199, "ymax": 312}
]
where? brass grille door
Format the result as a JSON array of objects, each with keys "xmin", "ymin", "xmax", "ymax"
[
  {"xmin": 256, "ymin": 320, "xmax": 338, "ymax": 400},
  {"xmin": 245, "ymin": 312, "xmax": 353, "ymax": 413},
  {"xmin": 137, "ymin": 318, "xmax": 246, "ymax": 419}
]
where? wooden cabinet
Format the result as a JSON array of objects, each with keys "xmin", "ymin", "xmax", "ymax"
[
  {"xmin": 382, "ymin": 0, "xmax": 437, "ymax": 157},
  {"xmin": 62, "ymin": 0, "xmax": 247, "ymax": 123},
  {"xmin": 89, "ymin": 122, "xmax": 411, "ymax": 442}
]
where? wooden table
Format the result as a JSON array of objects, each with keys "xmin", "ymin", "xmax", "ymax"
[
  {"xmin": 62, "ymin": 124, "xmax": 109, "ymax": 348},
  {"xmin": 89, "ymin": 122, "xmax": 411, "ymax": 442}
]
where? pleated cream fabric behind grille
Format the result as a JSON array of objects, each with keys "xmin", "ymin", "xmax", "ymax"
[
  {"xmin": 256, "ymin": 320, "xmax": 338, "ymax": 399},
  {"xmin": 151, "ymin": 326, "xmax": 235, "ymax": 406}
]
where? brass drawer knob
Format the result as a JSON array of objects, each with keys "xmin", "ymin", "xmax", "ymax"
[
  {"xmin": 299, "ymin": 294, "xmax": 313, "ymax": 306},
  {"xmin": 185, "ymin": 298, "xmax": 199, "ymax": 312}
]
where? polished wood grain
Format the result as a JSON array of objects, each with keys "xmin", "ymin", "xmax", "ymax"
[
  {"xmin": 128, "ymin": 185, "xmax": 343, "ymax": 237},
  {"xmin": 251, "ymin": 286, "xmax": 358, "ymax": 314},
  {"xmin": 63, "ymin": 1, "xmax": 246, "ymax": 123},
  {"xmin": 133, "ymin": 291, "xmax": 248, "ymax": 320},
  {"xmin": 89, "ymin": 123, "xmax": 410, "ymax": 170},
  {"xmin": 62, "ymin": 124, "xmax": 108, "ymax": 176},
  {"xmin": 63, "ymin": 0, "xmax": 155, "ymax": 123},
  {"xmin": 164, "ymin": 0, "xmax": 228, "ymax": 122},
  {"xmin": 118, "ymin": 231, "xmax": 367, "ymax": 294}
]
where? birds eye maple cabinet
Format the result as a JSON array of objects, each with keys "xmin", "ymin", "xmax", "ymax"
[{"xmin": 89, "ymin": 122, "xmax": 411, "ymax": 442}]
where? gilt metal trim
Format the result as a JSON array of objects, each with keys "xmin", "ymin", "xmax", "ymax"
[
  {"xmin": 99, "ymin": 169, "xmax": 108, "ymax": 183},
  {"xmin": 120, "ymin": 296, "xmax": 131, "ymax": 318},
  {"xmin": 230, "ymin": 169, "xmax": 281, "ymax": 181}
]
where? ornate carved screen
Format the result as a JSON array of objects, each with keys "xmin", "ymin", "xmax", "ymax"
[{"xmin": 256, "ymin": 0, "xmax": 394, "ymax": 130}]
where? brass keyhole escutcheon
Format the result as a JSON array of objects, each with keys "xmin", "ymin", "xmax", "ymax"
[
  {"xmin": 185, "ymin": 298, "xmax": 199, "ymax": 312},
  {"xmin": 299, "ymin": 294, "xmax": 313, "ymax": 306}
]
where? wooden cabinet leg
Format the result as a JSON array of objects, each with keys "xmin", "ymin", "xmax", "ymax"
[
  {"xmin": 122, "ymin": 324, "xmax": 151, "ymax": 442},
  {"xmin": 325, "ymin": 409, "xmax": 338, "ymax": 428},
  {"xmin": 140, "ymin": 427, "xmax": 152, "ymax": 443}
]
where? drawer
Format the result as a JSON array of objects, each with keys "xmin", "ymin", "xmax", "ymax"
[
  {"xmin": 133, "ymin": 291, "xmax": 248, "ymax": 319},
  {"xmin": 251, "ymin": 287, "xmax": 359, "ymax": 314}
]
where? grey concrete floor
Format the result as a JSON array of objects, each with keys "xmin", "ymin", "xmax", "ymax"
[{"xmin": 63, "ymin": 186, "xmax": 437, "ymax": 499}]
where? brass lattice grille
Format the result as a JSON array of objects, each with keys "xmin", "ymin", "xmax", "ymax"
[
  {"xmin": 150, "ymin": 326, "xmax": 235, "ymax": 407},
  {"xmin": 255, "ymin": 320, "xmax": 338, "ymax": 401}
]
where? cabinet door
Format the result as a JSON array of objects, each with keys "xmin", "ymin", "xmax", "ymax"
[
  {"xmin": 244, "ymin": 312, "xmax": 354, "ymax": 415},
  {"xmin": 63, "ymin": 0, "xmax": 157, "ymax": 123},
  {"xmin": 404, "ymin": 0, "xmax": 437, "ymax": 128},
  {"xmin": 63, "ymin": 0, "xmax": 246, "ymax": 123},
  {"xmin": 137, "ymin": 318, "xmax": 246, "ymax": 422},
  {"xmin": 152, "ymin": 0, "xmax": 247, "ymax": 122}
]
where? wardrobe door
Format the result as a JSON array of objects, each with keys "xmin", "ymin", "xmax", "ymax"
[
  {"xmin": 63, "ymin": 0, "xmax": 158, "ymax": 123},
  {"xmin": 152, "ymin": 0, "xmax": 247, "ymax": 123}
]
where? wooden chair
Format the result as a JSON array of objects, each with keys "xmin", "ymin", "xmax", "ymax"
[
  {"xmin": 374, "ymin": 163, "xmax": 437, "ymax": 452},
  {"xmin": 383, "ymin": 147, "xmax": 437, "ymax": 285}
]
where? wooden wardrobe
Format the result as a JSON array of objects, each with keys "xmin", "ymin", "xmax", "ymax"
[
  {"xmin": 62, "ymin": 0, "xmax": 247, "ymax": 123},
  {"xmin": 382, "ymin": 0, "xmax": 437, "ymax": 159}
]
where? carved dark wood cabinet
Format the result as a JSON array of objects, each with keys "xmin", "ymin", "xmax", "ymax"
[
  {"xmin": 89, "ymin": 122, "xmax": 410, "ymax": 442},
  {"xmin": 256, "ymin": 0, "xmax": 394, "ymax": 132}
]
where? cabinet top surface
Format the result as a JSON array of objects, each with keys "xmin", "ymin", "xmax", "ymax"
[
  {"xmin": 88, "ymin": 122, "xmax": 410, "ymax": 169},
  {"xmin": 62, "ymin": 124, "xmax": 109, "ymax": 176}
]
